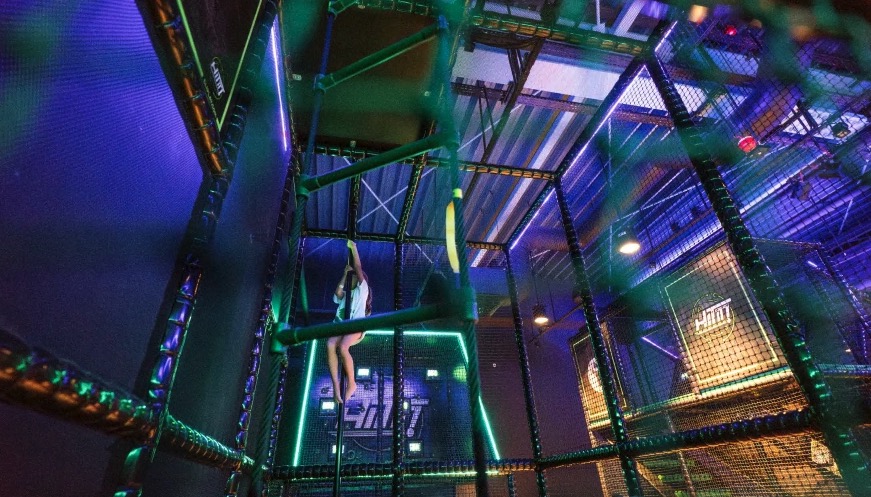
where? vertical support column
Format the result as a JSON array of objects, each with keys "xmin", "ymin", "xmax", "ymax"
[
  {"xmin": 279, "ymin": 1, "xmax": 337, "ymax": 324},
  {"xmin": 256, "ymin": 234, "xmax": 307, "ymax": 497},
  {"xmin": 392, "ymin": 241, "xmax": 406, "ymax": 497},
  {"xmin": 333, "ymin": 174, "xmax": 362, "ymax": 497},
  {"xmin": 303, "ymin": 9, "xmax": 337, "ymax": 173},
  {"xmin": 434, "ymin": 11, "xmax": 489, "ymax": 494},
  {"xmin": 818, "ymin": 251, "xmax": 871, "ymax": 364},
  {"xmin": 112, "ymin": 172, "xmax": 225, "ymax": 496},
  {"xmin": 506, "ymin": 473, "xmax": 517, "ymax": 497},
  {"xmin": 504, "ymin": 249, "xmax": 547, "ymax": 497},
  {"xmin": 645, "ymin": 53, "xmax": 870, "ymax": 497},
  {"xmin": 554, "ymin": 179, "xmax": 642, "ymax": 496}
]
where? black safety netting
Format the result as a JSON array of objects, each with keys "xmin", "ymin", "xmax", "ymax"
[
  {"xmin": 278, "ymin": 475, "xmax": 513, "ymax": 497},
  {"xmin": 495, "ymin": 10, "xmax": 871, "ymax": 497},
  {"xmin": 667, "ymin": 12, "xmax": 871, "ymax": 464}
]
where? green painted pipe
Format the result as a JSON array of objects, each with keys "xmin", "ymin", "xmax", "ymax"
[
  {"xmin": 319, "ymin": 23, "xmax": 441, "ymax": 91},
  {"xmin": 302, "ymin": 133, "xmax": 446, "ymax": 192},
  {"xmin": 275, "ymin": 303, "xmax": 454, "ymax": 346}
]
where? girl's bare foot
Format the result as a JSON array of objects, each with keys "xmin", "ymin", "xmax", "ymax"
[{"xmin": 333, "ymin": 383, "xmax": 343, "ymax": 404}]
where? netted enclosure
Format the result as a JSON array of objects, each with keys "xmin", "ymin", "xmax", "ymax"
[
  {"xmin": 270, "ymin": 2, "xmax": 871, "ymax": 496},
  {"xmin": 4, "ymin": 1, "xmax": 870, "ymax": 497}
]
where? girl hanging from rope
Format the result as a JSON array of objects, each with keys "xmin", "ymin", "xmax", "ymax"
[{"xmin": 327, "ymin": 240, "xmax": 372, "ymax": 403}]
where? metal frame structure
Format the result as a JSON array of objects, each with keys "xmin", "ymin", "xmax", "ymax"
[
  {"xmin": 268, "ymin": 2, "xmax": 496, "ymax": 495},
  {"xmin": 5, "ymin": 1, "xmax": 871, "ymax": 497},
  {"xmin": 0, "ymin": 1, "xmax": 281, "ymax": 496}
]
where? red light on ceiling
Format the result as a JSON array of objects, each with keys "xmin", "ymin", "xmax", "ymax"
[
  {"xmin": 724, "ymin": 24, "xmax": 738, "ymax": 36},
  {"xmin": 737, "ymin": 135, "xmax": 757, "ymax": 153}
]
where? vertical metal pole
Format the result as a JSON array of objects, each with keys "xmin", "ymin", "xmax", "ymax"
[
  {"xmin": 434, "ymin": 11, "xmax": 489, "ymax": 493},
  {"xmin": 554, "ymin": 178, "xmax": 643, "ymax": 496},
  {"xmin": 645, "ymin": 53, "xmax": 870, "ymax": 497},
  {"xmin": 333, "ymin": 371, "xmax": 347, "ymax": 497},
  {"xmin": 392, "ymin": 241, "xmax": 406, "ymax": 497},
  {"xmin": 333, "ymin": 265, "xmax": 353, "ymax": 497},
  {"xmin": 506, "ymin": 473, "xmax": 517, "ymax": 497},
  {"xmin": 112, "ymin": 171, "xmax": 223, "ymax": 495},
  {"xmin": 304, "ymin": 10, "xmax": 336, "ymax": 172},
  {"xmin": 258, "ymin": 236, "xmax": 307, "ymax": 497},
  {"xmin": 333, "ymin": 171, "xmax": 362, "ymax": 497},
  {"xmin": 280, "ymin": 1, "xmax": 337, "ymax": 323},
  {"xmin": 504, "ymin": 249, "xmax": 548, "ymax": 497}
]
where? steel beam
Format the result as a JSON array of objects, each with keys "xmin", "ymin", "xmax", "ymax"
[
  {"xmin": 302, "ymin": 228, "xmax": 503, "ymax": 250},
  {"xmin": 273, "ymin": 459, "xmax": 536, "ymax": 480},
  {"xmin": 452, "ymin": 83, "xmax": 673, "ymax": 127},
  {"xmin": 504, "ymin": 16, "xmax": 683, "ymax": 253},
  {"xmin": 506, "ymin": 53, "xmax": 646, "ymax": 249},
  {"xmin": 466, "ymin": 38, "xmax": 545, "ymax": 202},
  {"xmin": 554, "ymin": 179, "xmax": 643, "ymax": 496},
  {"xmin": 318, "ymin": 22, "xmax": 441, "ymax": 91},
  {"xmin": 0, "ymin": 328, "xmax": 154, "ymax": 439},
  {"xmin": 469, "ymin": 11, "xmax": 647, "ymax": 56},
  {"xmin": 357, "ymin": 0, "xmax": 437, "ymax": 17},
  {"xmin": 302, "ymin": 134, "xmax": 446, "ymax": 192},
  {"xmin": 504, "ymin": 250, "xmax": 548, "ymax": 497},
  {"xmin": 274, "ymin": 303, "xmax": 456, "ymax": 346},
  {"xmin": 140, "ymin": 0, "xmax": 231, "ymax": 174},
  {"xmin": 163, "ymin": 414, "xmax": 256, "ymax": 473},
  {"xmin": 538, "ymin": 408, "xmax": 816, "ymax": 470},
  {"xmin": 0, "ymin": 329, "xmax": 254, "ymax": 473},
  {"xmin": 392, "ymin": 241, "xmax": 406, "ymax": 496},
  {"xmin": 314, "ymin": 143, "xmax": 555, "ymax": 180}
]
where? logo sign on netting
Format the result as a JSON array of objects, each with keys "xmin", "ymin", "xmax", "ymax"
[{"xmin": 691, "ymin": 293, "xmax": 736, "ymax": 342}]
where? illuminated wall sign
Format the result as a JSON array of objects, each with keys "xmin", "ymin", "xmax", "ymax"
[
  {"xmin": 663, "ymin": 243, "xmax": 783, "ymax": 391},
  {"xmin": 692, "ymin": 295, "xmax": 735, "ymax": 339},
  {"xmin": 209, "ymin": 58, "xmax": 226, "ymax": 99}
]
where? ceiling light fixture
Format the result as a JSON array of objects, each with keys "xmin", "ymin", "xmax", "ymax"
[
  {"xmin": 615, "ymin": 228, "xmax": 641, "ymax": 255},
  {"xmin": 532, "ymin": 303, "xmax": 549, "ymax": 326},
  {"xmin": 529, "ymin": 253, "xmax": 550, "ymax": 328},
  {"xmin": 831, "ymin": 120, "xmax": 850, "ymax": 139}
]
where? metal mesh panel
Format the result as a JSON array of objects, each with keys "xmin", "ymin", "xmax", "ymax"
[
  {"xmin": 666, "ymin": 18, "xmax": 871, "ymax": 374},
  {"xmin": 632, "ymin": 432, "xmax": 851, "ymax": 497},
  {"xmin": 531, "ymin": 12, "xmax": 870, "ymax": 497},
  {"xmin": 540, "ymin": 463, "xmax": 606, "ymax": 497}
]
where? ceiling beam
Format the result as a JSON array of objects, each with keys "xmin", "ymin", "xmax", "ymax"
[
  {"xmin": 611, "ymin": 0, "xmax": 646, "ymax": 38},
  {"xmin": 452, "ymin": 82, "xmax": 673, "ymax": 126},
  {"xmin": 313, "ymin": 143, "xmax": 555, "ymax": 180},
  {"xmin": 469, "ymin": 10, "xmax": 648, "ymax": 56},
  {"xmin": 304, "ymin": 228, "xmax": 503, "ymax": 251}
]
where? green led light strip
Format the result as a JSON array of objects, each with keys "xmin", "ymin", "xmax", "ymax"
[
  {"xmin": 175, "ymin": 0, "xmax": 265, "ymax": 131},
  {"xmin": 292, "ymin": 329, "xmax": 501, "ymax": 466},
  {"xmin": 292, "ymin": 340, "xmax": 318, "ymax": 466}
]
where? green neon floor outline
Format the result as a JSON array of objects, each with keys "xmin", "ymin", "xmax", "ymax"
[{"xmin": 292, "ymin": 329, "xmax": 501, "ymax": 466}]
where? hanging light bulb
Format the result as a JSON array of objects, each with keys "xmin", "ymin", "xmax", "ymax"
[
  {"xmin": 615, "ymin": 229, "xmax": 641, "ymax": 255},
  {"xmin": 532, "ymin": 303, "xmax": 549, "ymax": 326},
  {"xmin": 528, "ymin": 252, "xmax": 550, "ymax": 327}
]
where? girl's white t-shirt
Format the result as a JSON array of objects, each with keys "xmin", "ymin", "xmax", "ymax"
[{"xmin": 334, "ymin": 279, "xmax": 369, "ymax": 321}]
